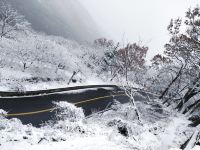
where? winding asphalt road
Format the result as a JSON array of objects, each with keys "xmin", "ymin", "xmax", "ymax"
[{"xmin": 0, "ymin": 85, "xmax": 131, "ymax": 126}]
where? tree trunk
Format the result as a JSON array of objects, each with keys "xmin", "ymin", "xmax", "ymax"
[
  {"xmin": 181, "ymin": 130, "xmax": 200, "ymax": 150},
  {"xmin": 68, "ymin": 71, "xmax": 77, "ymax": 85},
  {"xmin": 23, "ymin": 63, "xmax": 27, "ymax": 71},
  {"xmin": 1, "ymin": 19, "xmax": 6, "ymax": 38},
  {"xmin": 176, "ymin": 90, "xmax": 198, "ymax": 111},
  {"xmin": 188, "ymin": 102, "xmax": 200, "ymax": 115},
  {"xmin": 183, "ymin": 99, "xmax": 200, "ymax": 114},
  {"xmin": 160, "ymin": 65, "xmax": 183, "ymax": 100},
  {"xmin": 124, "ymin": 87, "xmax": 141, "ymax": 122},
  {"xmin": 175, "ymin": 73, "xmax": 200, "ymax": 111}
]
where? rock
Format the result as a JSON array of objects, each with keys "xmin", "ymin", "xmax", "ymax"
[{"xmin": 189, "ymin": 115, "xmax": 200, "ymax": 127}]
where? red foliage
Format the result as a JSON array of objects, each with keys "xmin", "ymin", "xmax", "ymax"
[{"xmin": 117, "ymin": 43, "xmax": 148, "ymax": 68}]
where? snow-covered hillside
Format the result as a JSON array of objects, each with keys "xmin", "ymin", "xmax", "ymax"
[
  {"xmin": 0, "ymin": 28, "xmax": 108, "ymax": 91},
  {"xmin": 0, "ymin": 0, "xmax": 111, "ymax": 91}
]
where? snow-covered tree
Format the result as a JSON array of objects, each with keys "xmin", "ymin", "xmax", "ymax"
[
  {"xmin": 115, "ymin": 43, "xmax": 148, "ymax": 81},
  {"xmin": 0, "ymin": 0, "xmax": 29, "ymax": 38},
  {"xmin": 151, "ymin": 6, "xmax": 200, "ymax": 114}
]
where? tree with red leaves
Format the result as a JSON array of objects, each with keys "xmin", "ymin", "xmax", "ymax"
[{"xmin": 115, "ymin": 43, "xmax": 148, "ymax": 81}]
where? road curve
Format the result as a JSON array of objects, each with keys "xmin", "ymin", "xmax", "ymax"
[
  {"xmin": 0, "ymin": 85, "xmax": 122, "ymax": 97},
  {"xmin": 0, "ymin": 86, "xmax": 129, "ymax": 127}
]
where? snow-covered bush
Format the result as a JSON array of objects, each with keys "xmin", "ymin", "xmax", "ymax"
[
  {"xmin": 0, "ymin": 102, "xmax": 87, "ymax": 145},
  {"xmin": 53, "ymin": 101, "xmax": 84, "ymax": 122},
  {"xmin": 42, "ymin": 101, "xmax": 86, "ymax": 136}
]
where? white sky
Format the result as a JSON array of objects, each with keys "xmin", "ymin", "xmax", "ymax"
[{"xmin": 78, "ymin": 0, "xmax": 199, "ymax": 59}]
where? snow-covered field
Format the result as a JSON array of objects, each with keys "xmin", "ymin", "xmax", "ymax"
[{"xmin": 0, "ymin": 98, "xmax": 198, "ymax": 150}]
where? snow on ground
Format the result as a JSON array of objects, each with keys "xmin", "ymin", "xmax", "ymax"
[
  {"xmin": 0, "ymin": 30, "xmax": 110, "ymax": 92},
  {"xmin": 191, "ymin": 146, "xmax": 200, "ymax": 150},
  {"xmin": 158, "ymin": 116, "xmax": 192, "ymax": 148},
  {"xmin": 0, "ymin": 68, "xmax": 32, "ymax": 79},
  {"xmin": 0, "ymin": 86, "xmax": 10, "ymax": 91},
  {"xmin": 170, "ymin": 146, "xmax": 200, "ymax": 150},
  {"xmin": 1, "ymin": 136, "xmax": 131, "ymax": 150},
  {"xmin": 0, "ymin": 97, "xmax": 197, "ymax": 150},
  {"xmin": 0, "ymin": 65, "xmax": 119, "ymax": 92}
]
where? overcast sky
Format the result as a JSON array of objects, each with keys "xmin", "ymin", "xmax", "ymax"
[{"xmin": 79, "ymin": 0, "xmax": 199, "ymax": 59}]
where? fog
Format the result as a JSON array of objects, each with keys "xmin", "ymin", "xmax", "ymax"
[
  {"xmin": 8, "ymin": 0, "xmax": 101, "ymax": 41},
  {"xmin": 7, "ymin": 0, "xmax": 200, "ymax": 59},
  {"xmin": 79, "ymin": 0, "xmax": 199, "ymax": 59}
]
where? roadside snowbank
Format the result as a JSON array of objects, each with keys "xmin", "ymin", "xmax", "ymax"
[{"xmin": 0, "ymin": 99, "xmax": 195, "ymax": 150}]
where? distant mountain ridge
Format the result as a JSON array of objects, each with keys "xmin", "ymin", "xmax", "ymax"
[{"xmin": 7, "ymin": 0, "xmax": 101, "ymax": 42}]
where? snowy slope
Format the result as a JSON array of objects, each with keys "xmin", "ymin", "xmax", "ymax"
[
  {"xmin": 0, "ymin": 99, "xmax": 196, "ymax": 150},
  {"xmin": 0, "ymin": 29, "xmax": 106, "ymax": 91}
]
